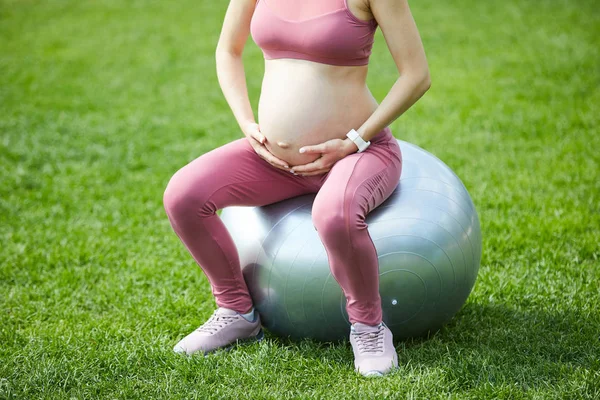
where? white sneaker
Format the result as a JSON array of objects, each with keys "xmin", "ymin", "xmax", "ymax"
[
  {"xmin": 173, "ymin": 308, "xmax": 263, "ymax": 355},
  {"xmin": 350, "ymin": 322, "xmax": 398, "ymax": 377}
]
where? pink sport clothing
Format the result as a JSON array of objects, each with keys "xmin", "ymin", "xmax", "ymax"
[
  {"xmin": 251, "ymin": 0, "xmax": 378, "ymax": 66},
  {"xmin": 164, "ymin": 128, "xmax": 402, "ymax": 326},
  {"xmin": 164, "ymin": 0, "xmax": 401, "ymax": 327}
]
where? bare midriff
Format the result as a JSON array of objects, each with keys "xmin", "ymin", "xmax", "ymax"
[{"xmin": 257, "ymin": 58, "xmax": 380, "ymax": 167}]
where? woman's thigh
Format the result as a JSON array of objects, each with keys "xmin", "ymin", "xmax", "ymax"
[
  {"xmin": 312, "ymin": 140, "xmax": 402, "ymax": 224},
  {"xmin": 164, "ymin": 138, "xmax": 319, "ymax": 216}
]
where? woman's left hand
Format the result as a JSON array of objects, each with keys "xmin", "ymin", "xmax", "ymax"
[{"xmin": 291, "ymin": 138, "xmax": 357, "ymax": 176}]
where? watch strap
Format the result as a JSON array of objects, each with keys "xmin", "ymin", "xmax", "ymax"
[{"xmin": 346, "ymin": 129, "xmax": 371, "ymax": 153}]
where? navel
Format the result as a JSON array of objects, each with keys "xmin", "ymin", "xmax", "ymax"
[{"xmin": 277, "ymin": 141, "xmax": 290, "ymax": 148}]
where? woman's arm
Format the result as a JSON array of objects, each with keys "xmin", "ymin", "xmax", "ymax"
[
  {"xmin": 349, "ymin": 0, "xmax": 431, "ymax": 145},
  {"xmin": 214, "ymin": 0, "xmax": 291, "ymax": 170},
  {"xmin": 215, "ymin": 0, "xmax": 260, "ymax": 138}
]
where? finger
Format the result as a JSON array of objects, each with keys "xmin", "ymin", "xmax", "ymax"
[
  {"xmin": 266, "ymin": 156, "xmax": 291, "ymax": 171},
  {"xmin": 243, "ymin": 122, "xmax": 265, "ymax": 144},
  {"xmin": 267, "ymin": 160, "xmax": 290, "ymax": 171},
  {"xmin": 299, "ymin": 143, "xmax": 328, "ymax": 154},
  {"xmin": 251, "ymin": 131, "xmax": 266, "ymax": 144},
  {"xmin": 257, "ymin": 147, "xmax": 290, "ymax": 169},
  {"xmin": 290, "ymin": 159, "xmax": 325, "ymax": 173},
  {"xmin": 249, "ymin": 141, "xmax": 277, "ymax": 165},
  {"xmin": 249, "ymin": 139, "xmax": 284, "ymax": 165},
  {"xmin": 246, "ymin": 123, "xmax": 266, "ymax": 144},
  {"xmin": 247, "ymin": 134, "xmax": 261, "ymax": 146},
  {"xmin": 256, "ymin": 152, "xmax": 287, "ymax": 171}
]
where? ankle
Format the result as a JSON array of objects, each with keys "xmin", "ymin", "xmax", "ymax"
[{"xmin": 240, "ymin": 307, "xmax": 255, "ymax": 322}]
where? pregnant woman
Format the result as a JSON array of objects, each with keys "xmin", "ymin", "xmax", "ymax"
[{"xmin": 163, "ymin": 0, "xmax": 430, "ymax": 377}]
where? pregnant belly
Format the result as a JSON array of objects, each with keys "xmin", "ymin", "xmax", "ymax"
[{"xmin": 257, "ymin": 61, "xmax": 378, "ymax": 167}]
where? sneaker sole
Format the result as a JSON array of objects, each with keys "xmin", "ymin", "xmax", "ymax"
[
  {"xmin": 360, "ymin": 370, "xmax": 384, "ymax": 378},
  {"xmin": 202, "ymin": 328, "xmax": 265, "ymax": 356}
]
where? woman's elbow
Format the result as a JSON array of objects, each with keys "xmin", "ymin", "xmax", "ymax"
[
  {"xmin": 402, "ymin": 67, "xmax": 431, "ymax": 96},
  {"xmin": 420, "ymin": 69, "xmax": 431, "ymax": 94}
]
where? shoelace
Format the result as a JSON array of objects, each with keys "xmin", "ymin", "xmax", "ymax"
[
  {"xmin": 352, "ymin": 326, "xmax": 385, "ymax": 354},
  {"xmin": 197, "ymin": 311, "xmax": 239, "ymax": 334}
]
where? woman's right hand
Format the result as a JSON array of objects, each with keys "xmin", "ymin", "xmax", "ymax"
[{"xmin": 244, "ymin": 122, "xmax": 292, "ymax": 172}]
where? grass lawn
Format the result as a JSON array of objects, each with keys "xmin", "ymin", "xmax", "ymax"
[{"xmin": 1, "ymin": 0, "xmax": 599, "ymax": 398}]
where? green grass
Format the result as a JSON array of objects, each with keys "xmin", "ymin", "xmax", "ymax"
[{"xmin": 1, "ymin": 0, "xmax": 599, "ymax": 398}]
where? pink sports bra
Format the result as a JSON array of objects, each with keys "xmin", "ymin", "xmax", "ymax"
[{"xmin": 250, "ymin": 0, "xmax": 378, "ymax": 66}]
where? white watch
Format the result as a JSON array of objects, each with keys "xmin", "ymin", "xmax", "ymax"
[{"xmin": 346, "ymin": 129, "xmax": 371, "ymax": 153}]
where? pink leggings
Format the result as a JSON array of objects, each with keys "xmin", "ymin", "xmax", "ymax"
[{"xmin": 163, "ymin": 127, "xmax": 402, "ymax": 326}]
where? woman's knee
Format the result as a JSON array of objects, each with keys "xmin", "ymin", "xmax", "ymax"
[
  {"xmin": 163, "ymin": 166, "xmax": 213, "ymax": 219},
  {"xmin": 312, "ymin": 199, "xmax": 361, "ymax": 240},
  {"xmin": 163, "ymin": 168, "xmax": 190, "ymax": 218},
  {"xmin": 312, "ymin": 208, "xmax": 346, "ymax": 238}
]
